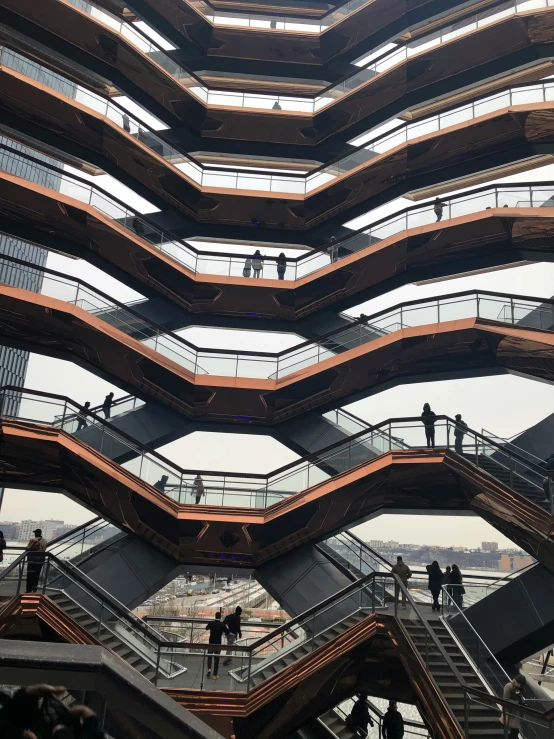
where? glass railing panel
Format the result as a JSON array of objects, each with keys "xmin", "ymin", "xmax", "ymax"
[
  {"xmin": 50, "ymin": 521, "xmax": 113, "ymax": 560},
  {"xmin": 435, "ymin": 294, "xmax": 479, "ymax": 323}
]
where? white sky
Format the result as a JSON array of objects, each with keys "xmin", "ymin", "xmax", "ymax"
[{"xmin": 4, "ymin": 136, "xmax": 554, "ymax": 551}]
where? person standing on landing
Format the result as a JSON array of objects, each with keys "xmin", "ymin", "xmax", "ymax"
[
  {"xmin": 426, "ymin": 560, "xmax": 443, "ymax": 612},
  {"xmin": 391, "ymin": 556, "xmax": 412, "ymax": 609},
  {"xmin": 454, "ymin": 414, "xmax": 468, "ymax": 454},
  {"xmin": 25, "ymin": 528, "xmax": 47, "ymax": 593},
  {"xmin": 193, "ymin": 474, "xmax": 205, "ymax": 504},
  {"xmin": 421, "ymin": 403, "xmax": 437, "ymax": 447},
  {"xmin": 223, "ymin": 606, "xmax": 242, "ymax": 666},
  {"xmin": 205, "ymin": 612, "xmax": 228, "ymax": 679}
]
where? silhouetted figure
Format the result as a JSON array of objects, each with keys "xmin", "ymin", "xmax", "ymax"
[
  {"xmin": 502, "ymin": 675, "xmax": 526, "ymax": 738},
  {"xmin": 205, "ymin": 611, "xmax": 228, "ymax": 679},
  {"xmin": 454, "ymin": 413, "xmax": 468, "ymax": 454},
  {"xmin": 154, "ymin": 474, "xmax": 169, "ymax": 493},
  {"xmin": 76, "ymin": 401, "xmax": 91, "ymax": 431},
  {"xmin": 25, "ymin": 528, "xmax": 47, "ymax": 593},
  {"xmin": 421, "ymin": 403, "xmax": 436, "ymax": 447},
  {"xmin": 382, "ymin": 701, "xmax": 404, "ymax": 739},
  {"xmin": 426, "ymin": 560, "xmax": 443, "ymax": 612},
  {"xmin": 193, "ymin": 474, "xmax": 205, "ymax": 504},
  {"xmin": 347, "ymin": 695, "xmax": 374, "ymax": 738},
  {"xmin": 391, "ymin": 555, "xmax": 412, "ymax": 609},
  {"xmin": 327, "ymin": 235, "xmax": 339, "ymax": 263},
  {"xmin": 0, "ymin": 531, "xmax": 6, "ymax": 563},
  {"xmin": 122, "ymin": 113, "xmax": 131, "ymax": 133},
  {"xmin": 133, "ymin": 217, "xmax": 145, "ymax": 238},
  {"xmin": 102, "ymin": 392, "xmax": 114, "ymax": 419},
  {"xmin": 434, "ymin": 197, "xmax": 444, "ymax": 222},
  {"xmin": 243, "ymin": 257, "xmax": 252, "ymax": 277},
  {"xmin": 450, "ymin": 564, "xmax": 464, "ymax": 609},
  {"xmin": 270, "ymin": 19, "xmax": 277, "ymax": 28},
  {"xmin": 272, "ymin": 101, "xmax": 282, "ymax": 110},
  {"xmin": 223, "ymin": 606, "xmax": 242, "ymax": 665},
  {"xmin": 252, "ymin": 250, "xmax": 264, "ymax": 278},
  {"xmin": 277, "ymin": 253, "xmax": 287, "ymax": 280}
]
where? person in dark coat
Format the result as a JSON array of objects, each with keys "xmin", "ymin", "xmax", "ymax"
[
  {"xmin": 153, "ymin": 475, "xmax": 168, "ymax": 493},
  {"xmin": 433, "ymin": 197, "xmax": 444, "ymax": 222},
  {"xmin": 276, "ymin": 253, "xmax": 287, "ymax": 280},
  {"xmin": 382, "ymin": 701, "xmax": 404, "ymax": 739},
  {"xmin": 205, "ymin": 612, "xmax": 228, "ymax": 679},
  {"xmin": 450, "ymin": 564, "xmax": 465, "ymax": 609},
  {"xmin": 102, "ymin": 392, "xmax": 114, "ymax": 419},
  {"xmin": 252, "ymin": 250, "xmax": 264, "ymax": 278},
  {"xmin": 76, "ymin": 401, "xmax": 91, "ymax": 431},
  {"xmin": 454, "ymin": 414, "xmax": 468, "ymax": 455},
  {"xmin": 421, "ymin": 403, "xmax": 437, "ymax": 447},
  {"xmin": 347, "ymin": 695, "xmax": 374, "ymax": 738},
  {"xmin": 426, "ymin": 560, "xmax": 444, "ymax": 612},
  {"xmin": 223, "ymin": 606, "xmax": 243, "ymax": 666}
]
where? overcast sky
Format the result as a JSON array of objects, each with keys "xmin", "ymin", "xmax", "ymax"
[{"xmin": 3, "ymin": 141, "xmax": 554, "ymax": 551}]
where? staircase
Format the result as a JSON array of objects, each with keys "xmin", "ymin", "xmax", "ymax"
[
  {"xmin": 402, "ymin": 617, "xmax": 504, "ymax": 737},
  {"xmin": 318, "ymin": 710, "xmax": 357, "ymax": 739},
  {"xmin": 464, "ymin": 452, "xmax": 547, "ymax": 510},
  {"xmin": 49, "ymin": 591, "xmax": 158, "ymax": 682},
  {"xmin": 232, "ymin": 610, "xmax": 371, "ymax": 687}
]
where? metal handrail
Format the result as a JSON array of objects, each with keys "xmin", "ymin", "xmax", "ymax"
[
  {"xmin": 4, "ymin": 139, "xmax": 554, "ymax": 266},
  {"xmin": 392, "ymin": 576, "xmax": 554, "ymax": 734},
  {"xmin": 3, "ymin": 250, "xmax": 554, "ymax": 363},
  {"xmin": 1, "ymin": 386, "xmax": 550, "ymax": 491},
  {"xmin": 441, "ymin": 585, "xmax": 510, "ymax": 688}
]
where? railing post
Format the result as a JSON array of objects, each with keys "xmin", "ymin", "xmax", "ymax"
[
  {"xmin": 96, "ymin": 602, "xmax": 104, "ymax": 638},
  {"xmin": 424, "ymin": 631, "xmax": 429, "ymax": 668},
  {"xmin": 17, "ymin": 555, "xmax": 24, "ymax": 595},
  {"xmin": 41, "ymin": 557, "xmax": 51, "ymax": 594},
  {"xmin": 464, "ymin": 691, "xmax": 470, "ymax": 739},
  {"xmin": 154, "ymin": 646, "xmax": 161, "ymax": 687},
  {"xmin": 372, "ymin": 577, "xmax": 376, "ymax": 614},
  {"xmin": 247, "ymin": 650, "xmax": 252, "ymax": 692}
]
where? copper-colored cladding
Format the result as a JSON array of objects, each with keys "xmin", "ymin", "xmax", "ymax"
[
  {"xmin": 6, "ymin": 65, "xmax": 554, "ymax": 229},
  {"xmin": 119, "ymin": 0, "xmax": 501, "ymax": 71},
  {"xmin": 0, "ymin": 593, "xmax": 108, "ymax": 647},
  {"xmin": 167, "ymin": 615, "xmax": 462, "ymax": 739},
  {"xmin": 0, "ymin": 283, "xmax": 553, "ymax": 421},
  {"xmin": 0, "ymin": 171, "xmax": 553, "ymax": 317},
  {"xmin": 0, "ymin": 596, "xmax": 456, "ymax": 739},
  {"xmin": 0, "ymin": 424, "xmax": 552, "ymax": 570},
  {"xmin": 168, "ymin": 618, "xmax": 424, "ymax": 739},
  {"xmin": 3, "ymin": 0, "xmax": 554, "ymax": 146}
]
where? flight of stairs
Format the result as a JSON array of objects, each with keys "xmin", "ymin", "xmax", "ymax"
[
  {"xmin": 232, "ymin": 611, "xmax": 371, "ymax": 686},
  {"xmin": 464, "ymin": 453, "xmax": 548, "ymax": 510},
  {"xmin": 49, "ymin": 591, "xmax": 157, "ymax": 682},
  {"xmin": 318, "ymin": 709, "xmax": 358, "ymax": 739},
  {"xmin": 402, "ymin": 618, "xmax": 504, "ymax": 737}
]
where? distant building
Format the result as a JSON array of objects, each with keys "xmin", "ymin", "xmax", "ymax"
[
  {"xmin": 482, "ymin": 541, "xmax": 498, "ymax": 552},
  {"xmin": 0, "ymin": 522, "xmax": 19, "ymax": 540},
  {"xmin": 369, "ymin": 540, "xmax": 383, "ymax": 548},
  {"xmin": 18, "ymin": 519, "xmax": 64, "ymax": 542},
  {"xmin": 513, "ymin": 555, "xmax": 533, "ymax": 570}
]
